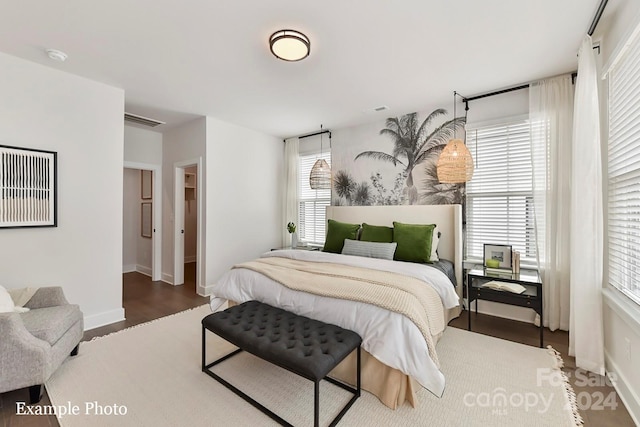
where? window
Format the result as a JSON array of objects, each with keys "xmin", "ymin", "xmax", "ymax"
[
  {"xmin": 607, "ymin": 28, "xmax": 640, "ymax": 305},
  {"xmin": 298, "ymin": 152, "xmax": 331, "ymax": 244},
  {"xmin": 465, "ymin": 117, "xmax": 537, "ymax": 264}
]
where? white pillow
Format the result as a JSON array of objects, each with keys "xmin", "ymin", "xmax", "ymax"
[
  {"xmin": 0, "ymin": 285, "xmax": 16, "ymax": 313},
  {"xmin": 0, "ymin": 285, "xmax": 29, "ymax": 313},
  {"xmin": 431, "ymin": 226, "xmax": 440, "ymax": 262},
  {"xmin": 342, "ymin": 239, "xmax": 397, "ymax": 260}
]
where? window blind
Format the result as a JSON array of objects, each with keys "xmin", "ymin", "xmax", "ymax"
[
  {"xmin": 466, "ymin": 118, "xmax": 537, "ymax": 264},
  {"xmin": 298, "ymin": 152, "xmax": 331, "ymax": 244},
  {"xmin": 608, "ymin": 27, "xmax": 640, "ymax": 305}
]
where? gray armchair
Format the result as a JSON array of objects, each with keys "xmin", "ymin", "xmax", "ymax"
[{"xmin": 0, "ymin": 287, "xmax": 83, "ymax": 403}]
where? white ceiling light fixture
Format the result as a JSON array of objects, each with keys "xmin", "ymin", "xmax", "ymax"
[
  {"xmin": 45, "ymin": 48, "xmax": 68, "ymax": 62},
  {"xmin": 269, "ymin": 29, "xmax": 310, "ymax": 62}
]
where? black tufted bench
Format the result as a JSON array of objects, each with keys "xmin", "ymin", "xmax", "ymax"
[{"xmin": 202, "ymin": 300, "xmax": 362, "ymax": 427}]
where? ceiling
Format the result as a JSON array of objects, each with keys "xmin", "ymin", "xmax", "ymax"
[{"xmin": 0, "ymin": 0, "xmax": 603, "ymax": 138}]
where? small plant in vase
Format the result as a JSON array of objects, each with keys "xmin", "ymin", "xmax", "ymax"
[{"xmin": 287, "ymin": 222, "xmax": 297, "ymax": 249}]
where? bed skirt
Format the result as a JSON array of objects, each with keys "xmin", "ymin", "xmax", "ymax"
[{"xmin": 225, "ymin": 301, "xmax": 461, "ymax": 409}]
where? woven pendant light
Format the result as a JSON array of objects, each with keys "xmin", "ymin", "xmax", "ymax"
[
  {"xmin": 310, "ymin": 126, "xmax": 331, "ymax": 189},
  {"xmin": 437, "ymin": 91, "xmax": 474, "ymax": 183},
  {"xmin": 437, "ymin": 138, "xmax": 474, "ymax": 183}
]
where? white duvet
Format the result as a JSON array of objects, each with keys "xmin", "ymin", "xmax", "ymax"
[{"xmin": 210, "ymin": 249, "xmax": 460, "ymax": 397}]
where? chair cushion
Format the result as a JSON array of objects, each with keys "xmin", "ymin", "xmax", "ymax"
[{"xmin": 20, "ymin": 305, "xmax": 82, "ymax": 346}]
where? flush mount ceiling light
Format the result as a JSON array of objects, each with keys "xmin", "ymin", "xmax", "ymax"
[
  {"xmin": 45, "ymin": 48, "xmax": 68, "ymax": 62},
  {"xmin": 269, "ymin": 29, "xmax": 310, "ymax": 62}
]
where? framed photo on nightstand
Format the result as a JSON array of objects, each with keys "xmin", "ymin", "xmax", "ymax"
[{"xmin": 483, "ymin": 244, "xmax": 512, "ymax": 270}]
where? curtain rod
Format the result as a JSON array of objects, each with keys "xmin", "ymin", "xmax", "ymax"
[
  {"xmin": 463, "ymin": 71, "xmax": 580, "ymax": 104},
  {"xmin": 588, "ymin": 0, "xmax": 609, "ymax": 36},
  {"xmin": 283, "ymin": 129, "xmax": 331, "ymax": 142}
]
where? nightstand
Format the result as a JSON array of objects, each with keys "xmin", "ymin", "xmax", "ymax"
[{"xmin": 467, "ymin": 266, "xmax": 543, "ymax": 347}]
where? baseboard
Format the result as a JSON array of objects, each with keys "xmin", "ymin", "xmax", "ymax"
[
  {"xmin": 122, "ymin": 264, "xmax": 136, "ymax": 274},
  {"xmin": 84, "ymin": 308, "xmax": 125, "ymax": 331},
  {"xmin": 200, "ymin": 283, "xmax": 215, "ymax": 297},
  {"xmin": 136, "ymin": 264, "xmax": 152, "ymax": 277},
  {"xmin": 184, "ymin": 256, "xmax": 196, "ymax": 263},
  {"xmin": 161, "ymin": 272, "xmax": 174, "ymax": 285},
  {"xmin": 605, "ymin": 349, "xmax": 640, "ymax": 426}
]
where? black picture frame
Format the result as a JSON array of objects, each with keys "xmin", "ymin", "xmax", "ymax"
[
  {"xmin": 483, "ymin": 243, "xmax": 512, "ymax": 270},
  {"xmin": 141, "ymin": 169, "xmax": 152, "ymax": 200},
  {"xmin": 141, "ymin": 202, "xmax": 152, "ymax": 238},
  {"xmin": 0, "ymin": 144, "xmax": 57, "ymax": 228}
]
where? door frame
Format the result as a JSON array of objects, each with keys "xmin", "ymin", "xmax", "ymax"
[
  {"xmin": 173, "ymin": 157, "xmax": 204, "ymax": 293},
  {"xmin": 123, "ymin": 161, "xmax": 162, "ymax": 281}
]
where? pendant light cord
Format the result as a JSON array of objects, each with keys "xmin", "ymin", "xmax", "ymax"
[
  {"xmin": 320, "ymin": 124, "xmax": 323, "ymax": 158},
  {"xmin": 453, "ymin": 91, "xmax": 457, "ymax": 140}
]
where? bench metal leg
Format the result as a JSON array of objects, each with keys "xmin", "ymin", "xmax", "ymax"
[
  {"xmin": 202, "ymin": 327, "xmax": 361, "ymax": 427},
  {"xmin": 314, "ymin": 381, "xmax": 320, "ymax": 427}
]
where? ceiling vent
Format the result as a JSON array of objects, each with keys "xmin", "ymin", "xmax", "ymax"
[{"xmin": 124, "ymin": 112, "xmax": 165, "ymax": 128}]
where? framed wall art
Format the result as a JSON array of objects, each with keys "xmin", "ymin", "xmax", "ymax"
[
  {"xmin": 141, "ymin": 169, "xmax": 152, "ymax": 200},
  {"xmin": 0, "ymin": 145, "xmax": 57, "ymax": 228},
  {"xmin": 141, "ymin": 202, "xmax": 152, "ymax": 238}
]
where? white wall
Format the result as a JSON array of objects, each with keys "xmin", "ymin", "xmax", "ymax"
[
  {"xmin": 162, "ymin": 118, "xmax": 207, "ymax": 286},
  {"xmin": 124, "ymin": 125, "xmax": 162, "ymax": 279},
  {"xmin": 123, "ymin": 169, "xmax": 139, "ymax": 272},
  {"xmin": 0, "ymin": 52, "xmax": 125, "ymax": 330},
  {"xmin": 594, "ymin": 1, "xmax": 640, "ymax": 423},
  {"xmin": 204, "ymin": 117, "xmax": 282, "ymax": 293},
  {"xmin": 464, "ymin": 88, "xmax": 529, "ymax": 126},
  {"xmin": 124, "ymin": 125, "xmax": 162, "ymax": 165}
]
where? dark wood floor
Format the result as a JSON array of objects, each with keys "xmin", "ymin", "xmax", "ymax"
[
  {"xmin": 1, "ymin": 271, "xmax": 634, "ymax": 426},
  {"xmin": 0, "ymin": 263, "xmax": 208, "ymax": 427}
]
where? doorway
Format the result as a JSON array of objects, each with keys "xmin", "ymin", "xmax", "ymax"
[
  {"xmin": 173, "ymin": 158, "xmax": 204, "ymax": 294},
  {"xmin": 122, "ymin": 162, "xmax": 162, "ymax": 281},
  {"xmin": 183, "ymin": 166, "xmax": 198, "ymax": 288}
]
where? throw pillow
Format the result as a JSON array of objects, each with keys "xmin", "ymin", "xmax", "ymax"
[
  {"xmin": 342, "ymin": 239, "xmax": 397, "ymax": 260},
  {"xmin": 0, "ymin": 285, "xmax": 14, "ymax": 313},
  {"xmin": 360, "ymin": 223, "xmax": 393, "ymax": 243},
  {"xmin": 392, "ymin": 221, "xmax": 436, "ymax": 263},
  {"xmin": 431, "ymin": 227, "xmax": 440, "ymax": 262},
  {"xmin": 323, "ymin": 220, "xmax": 361, "ymax": 253},
  {"xmin": 0, "ymin": 285, "xmax": 28, "ymax": 313}
]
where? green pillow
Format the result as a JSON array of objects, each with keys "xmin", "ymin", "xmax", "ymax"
[
  {"xmin": 392, "ymin": 221, "xmax": 436, "ymax": 263},
  {"xmin": 360, "ymin": 223, "xmax": 393, "ymax": 243},
  {"xmin": 323, "ymin": 220, "xmax": 361, "ymax": 253}
]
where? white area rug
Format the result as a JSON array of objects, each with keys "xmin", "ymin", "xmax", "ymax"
[{"xmin": 46, "ymin": 305, "xmax": 581, "ymax": 427}]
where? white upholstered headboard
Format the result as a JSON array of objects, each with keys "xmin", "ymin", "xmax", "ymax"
[{"xmin": 326, "ymin": 205, "xmax": 463, "ymax": 299}]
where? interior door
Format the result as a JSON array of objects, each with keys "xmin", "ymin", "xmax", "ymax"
[{"xmin": 174, "ymin": 168, "xmax": 185, "ymax": 285}]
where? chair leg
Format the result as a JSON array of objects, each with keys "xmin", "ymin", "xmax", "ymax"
[
  {"xmin": 70, "ymin": 343, "xmax": 79, "ymax": 356},
  {"xmin": 29, "ymin": 384, "xmax": 43, "ymax": 404}
]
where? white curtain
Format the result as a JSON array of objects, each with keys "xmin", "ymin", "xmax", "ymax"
[
  {"xmin": 530, "ymin": 74, "xmax": 574, "ymax": 332},
  {"xmin": 569, "ymin": 35, "xmax": 605, "ymax": 375},
  {"xmin": 282, "ymin": 138, "xmax": 299, "ymax": 247}
]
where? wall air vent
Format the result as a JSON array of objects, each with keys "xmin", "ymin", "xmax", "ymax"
[{"xmin": 124, "ymin": 112, "xmax": 165, "ymax": 128}]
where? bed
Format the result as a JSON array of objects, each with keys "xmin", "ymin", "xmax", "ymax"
[{"xmin": 210, "ymin": 204, "xmax": 463, "ymax": 409}]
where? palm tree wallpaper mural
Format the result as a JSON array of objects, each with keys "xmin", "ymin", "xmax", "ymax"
[{"xmin": 332, "ymin": 108, "xmax": 466, "ymax": 207}]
